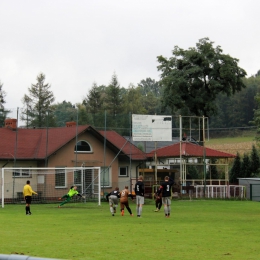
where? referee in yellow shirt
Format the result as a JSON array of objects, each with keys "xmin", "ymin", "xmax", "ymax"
[{"xmin": 23, "ymin": 180, "xmax": 37, "ymax": 215}]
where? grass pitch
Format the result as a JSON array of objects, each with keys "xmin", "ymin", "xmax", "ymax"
[{"xmin": 0, "ymin": 199, "xmax": 259, "ymax": 260}]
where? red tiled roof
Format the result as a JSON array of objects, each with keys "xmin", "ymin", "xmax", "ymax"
[
  {"xmin": 0, "ymin": 125, "xmax": 146, "ymax": 161},
  {"xmin": 0, "ymin": 125, "xmax": 90, "ymax": 159},
  {"xmin": 99, "ymin": 130, "xmax": 146, "ymax": 160},
  {"xmin": 146, "ymin": 142, "xmax": 236, "ymax": 159}
]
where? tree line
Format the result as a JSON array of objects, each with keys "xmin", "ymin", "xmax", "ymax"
[{"xmin": 1, "ymin": 37, "xmax": 260, "ymax": 136}]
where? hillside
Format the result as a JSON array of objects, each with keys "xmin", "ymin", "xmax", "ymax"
[{"xmin": 206, "ymin": 136, "xmax": 257, "ymax": 155}]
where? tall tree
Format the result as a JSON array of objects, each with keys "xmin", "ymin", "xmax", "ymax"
[
  {"xmin": 0, "ymin": 81, "xmax": 8, "ymax": 127},
  {"xmin": 157, "ymin": 37, "xmax": 247, "ymax": 117},
  {"xmin": 105, "ymin": 73, "xmax": 122, "ymax": 117},
  {"xmin": 21, "ymin": 73, "xmax": 55, "ymax": 127},
  {"xmin": 138, "ymin": 78, "xmax": 161, "ymax": 97},
  {"xmin": 83, "ymin": 82, "xmax": 103, "ymax": 113},
  {"xmin": 250, "ymin": 145, "xmax": 260, "ymax": 177},
  {"xmin": 122, "ymin": 84, "xmax": 147, "ymax": 114},
  {"xmin": 229, "ymin": 153, "xmax": 241, "ymax": 184},
  {"xmin": 83, "ymin": 82, "xmax": 103, "ymax": 126},
  {"xmin": 241, "ymin": 154, "xmax": 251, "ymax": 178},
  {"xmin": 51, "ymin": 101, "xmax": 76, "ymax": 127}
]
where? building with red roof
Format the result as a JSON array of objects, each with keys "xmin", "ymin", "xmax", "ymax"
[
  {"xmin": 0, "ymin": 119, "xmax": 236, "ymax": 201},
  {"xmin": 0, "ymin": 119, "xmax": 146, "ymax": 201}
]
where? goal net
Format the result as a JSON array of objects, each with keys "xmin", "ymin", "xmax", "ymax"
[{"xmin": 1, "ymin": 167, "xmax": 101, "ymax": 208}]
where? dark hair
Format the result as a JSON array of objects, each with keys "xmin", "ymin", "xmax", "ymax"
[
  {"xmin": 70, "ymin": 186, "xmax": 74, "ymax": 189},
  {"xmin": 26, "ymin": 180, "xmax": 30, "ymax": 184}
]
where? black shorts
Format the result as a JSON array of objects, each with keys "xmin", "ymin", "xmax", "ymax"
[{"xmin": 25, "ymin": 196, "xmax": 32, "ymax": 204}]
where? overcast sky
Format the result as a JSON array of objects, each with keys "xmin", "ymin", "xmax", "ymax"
[{"xmin": 1, "ymin": 0, "xmax": 259, "ymax": 118}]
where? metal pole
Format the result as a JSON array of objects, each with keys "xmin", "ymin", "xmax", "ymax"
[
  {"xmin": 45, "ymin": 111, "xmax": 49, "ymax": 167},
  {"xmin": 203, "ymin": 116, "xmax": 206, "ymax": 197},
  {"xmin": 75, "ymin": 105, "xmax": 79, "ymax": 167},
  {"xmin": 14, "ymin": 107, "xmax": 18, "ymax": 167},
  {"xmin": 129, "ymin": 112, "xmax": 132, "ymax": 190},
  {"xmin": 13, "ymin": 107, "xmax": 19, "ymax": 202},
  {"xmin": 103, "ymin": 110, "xmax": 106, "ymax": 196},
  {"xmin": 1, "ymin": 168, "xmax": 4, "ymax": 208},
  {"xmin": 179, "ymin": 115, "xmax": 182, "ymax": 194},
  {"xmin": 75, "ymin": 106, "xmax": 78, "ymax": 167}
]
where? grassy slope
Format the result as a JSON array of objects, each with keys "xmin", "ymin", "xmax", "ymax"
[{"xmin": 1, "ymin": 201, "xmax": 260, "ymax": 260}]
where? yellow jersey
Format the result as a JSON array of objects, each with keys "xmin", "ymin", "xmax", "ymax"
[{"xmin": 23, "ymin": 184, "xmax": 37, "ymax": 197}]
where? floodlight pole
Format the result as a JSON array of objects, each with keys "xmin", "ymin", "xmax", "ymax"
[
  {"xmin": 179, "ymin": 115, "xmax": 183, "ymax": 195},
  {"xmin": 129, "ymin": 112, "xmax": 132, "ymax": 190},
  {"xmin": 74, "ymin": 106, "xmax": 79, "ymax": 167},
  {"xmin": 103, "ymin": 110, "xmax": 107, "ymax": 197},
  {"xmin": 155, "ymin": 141, "xmax": 157, "ymax": 184},
  {"xmin": 45, "ymin": 110, "xmax": 49, "ymax": 167},
  {"xmin": 203, "ymin": 116, "xmax": 207, "ymax": 197}
]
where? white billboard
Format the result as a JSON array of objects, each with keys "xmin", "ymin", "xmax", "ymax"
[{"xmin": 132, "ymin": 114, "xmax": 172, "ymax": 141}]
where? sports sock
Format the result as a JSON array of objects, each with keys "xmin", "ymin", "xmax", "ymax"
[
  {"xmin": 126, "ymin": 206, "xmax": 132, "ymax": 215},
  {"xmin": 164, "ymin": 206, "xmax": 167, "ymax": 215}
]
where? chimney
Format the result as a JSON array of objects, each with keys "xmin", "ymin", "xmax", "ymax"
[
  {"xmin": 66, "ymin": 121, "xmax": 76, "ymax": 127},
  {"xmin": 5, "ymin": 118, "xmax": 17, "ymax": 130}
]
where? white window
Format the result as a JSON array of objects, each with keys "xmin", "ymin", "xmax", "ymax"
[
  {"xmin": 101, "ymin": 167, "xmax": 111, "ymax": 187},
  {"xmin": 119, "ymin": 166, "xmax": 128, "ymax": 177},
  {"xmin": 13, "ymin": 169, "xmax": 31, "ymax": 178},
  {"xmin": 75, "ymin": 140, "xmax": 92, "ymax": 153},
  {"xmin": 55, "ymin": 169, "xmax": 66, "ymax": 188}
]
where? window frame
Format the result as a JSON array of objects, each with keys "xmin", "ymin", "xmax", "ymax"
[
  {"xmin": 118, "ymin": 166, "xmax": 128, "ymax": 177},
  {"xmin": 74, "ymin": 140, "xmax": 92, "ymax": 154},
  {"xmin": 12, "ymin": 168, "xmax": 32, "ymax": 178},
  {"xmin": 101, "ymin": 167, "xmax": 112, "ymax": 188}
]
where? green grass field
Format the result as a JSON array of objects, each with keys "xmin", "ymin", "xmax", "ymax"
[{"xmin": 1, "ymin": 199, "xmax": 260, "ymax": 260}]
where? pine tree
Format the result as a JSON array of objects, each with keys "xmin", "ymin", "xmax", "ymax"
[
  {"xmin": 250, "ymin": 145, "xmax": 260, "ymax": 177},
  {"xmin": 241, "ymin": 154, "xmax": 251, "ymax": 178},
  {"xmin": 21, "ymin": 73, "xmax": 55, "ymax": 127},
  {"xmin": 0, "ymin": 81, "xmax": 8, "ymax": 127},
  {"xmin": 105, "ymin": 73, "xmax": 122, "ymax": 117},
  {"xmin": 83, "ymin": 82, "xmax": 103, "ymax": 126},
  {"xmin": 229, "ymin": 153, "xmax": 241, "ymax": 184}
]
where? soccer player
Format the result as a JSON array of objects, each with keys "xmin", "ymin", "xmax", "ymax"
[
  {"xmin": 106, "ymin": 187, "xmax": 120, "ymax": 216},
  {"xmin": 154, "ymin": 187, "xmax": 162, "ymax": 212},
  {"xmin": 58, "ymin": 186, "xmax": 85, "ymax": 207},
  {"xmin": 134, "ymin": 175, "xmax": 144, "ymax": 217},
  {"xmin": 120, "ymin": 186, "xmax": 134, "ymax": 216},
  {"xmin": 159, "ymin": 175, "xmax": 174, "ymax": 218},
  {"xmin": 23, "ymin": 180, "xmax": 38, "ymax": 215}
]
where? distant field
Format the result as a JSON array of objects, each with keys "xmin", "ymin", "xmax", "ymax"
[{"xmin": 206, "ymin": 134, "xmax": 257, "ymax": 155}]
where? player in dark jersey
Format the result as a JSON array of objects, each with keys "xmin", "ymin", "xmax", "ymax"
[
  {"xmin": 159, "ymin": 175, "xmax": 174, "ymax": 218},
  {"xmin": 106, "ymin": 187, "xmax": 120, "ymax": 216},
  {"xmin": 154, "ymin": 187, "xmax": 162, "ymax": 212},
  {"xmin": 134, "ymin": 175, "xmax": 145, "ymax": 217}
]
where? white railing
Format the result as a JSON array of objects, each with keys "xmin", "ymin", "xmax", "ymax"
[{"xmin": 194, "ymin": 185, "xmax": 245, "ymax": 199}]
